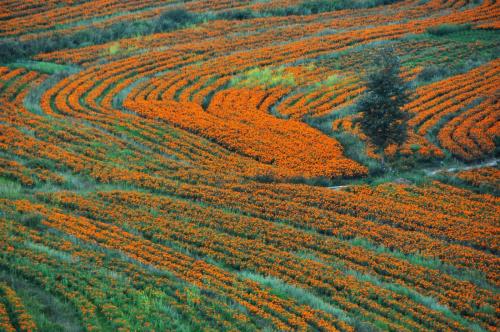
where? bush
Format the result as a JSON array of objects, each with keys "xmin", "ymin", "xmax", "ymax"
[
  {"xmin": 0, "ymin": 39, "xmax": 26, "ymax": 63},
  {"xmin": 416, "ymin": 65, "xmax": 450, "ymax": 83},
  {"xmin": 295, "ymin": 0, "xmax": 350, "ymax": 14},
  {"xmin": 154, "ymin": 9, "xmax": 195, "ymax": 32},
  {"xmin": 427, "ymin": 24, "xmax": 472, "ymax": 36},
  {"xmin": 20, "ymin": 213, "xmax": 44, "ymax": 229},
  {"xmin": 25, "ymin": 158, "xmax": 57, "ymax": 170},
  {"xmin": 217, "ymin": 9, "xmax": 258, "ymax": 20},
  {"xmin": 252, "ymin": 172, "xmax": 278, "ymax": 183},
  {"xmin": 0, "ymin": 178, "xmax": 22, "ymax": 199}
]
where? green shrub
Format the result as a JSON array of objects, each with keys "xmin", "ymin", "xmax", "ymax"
[
  {"xmin": 0, "ymin": 39, "xmax": 26, "ymax": 63},
  {"xmin": 25, "ymin": 158, "xmax": 57, "ymax": 170},
  {"xmin": 416, "ymin": 65, "xmax": 450, "ymax": 83},
  {"xmin": 217, "ymin": 9, "xmax": 258, "ymax": 20},
  {"xmin": 153, "ymin": 9, "xmax": 195, "ymax": 33},
  {"xmin": 265, "ymin": 0, "xmax": 401, "ymax": 16},
  {"xmin": 20, "ymin": 213, "xmax": 44, "ymax": 229},
  {"xmin": 0, "ymin": 177, "xmax": 22, "ymax": 199},
  {"xmin": 252, "ymin": 172, "xmax": 279, "ymax": 183},
  {"xmin": 8, "ymin": 61, "xmax": 74, "ymax": 74},
  {"xmin": 410, "ymin": 144, "xmax": 421, "ymax": 153},
  {"xmin": 427, "ymin": 24, "xmax": 472, "ymax": 36}
]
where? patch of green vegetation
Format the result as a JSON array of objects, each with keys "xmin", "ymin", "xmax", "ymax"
[
  {"xmin": 112, "ymin": 77, "xmax": 148, "ymax": 110},
  {"xmin": 8, "ymin": 61, "xmax": 77, "ymax": 74},
  {"xmin": 430, "ymin": 29, "xmax": 500, "ymax": 43},
  {"xmin": 25, "ymin": 157, "xmax": 59, "ymax": 171},
  {"xmin": 238, "ymin": 270, "xmax": 377, "ymax": 331},
  {"xmin": 0, "ymin": 177, "xmax": 23, "ymax": 199},
  {"xmin": 304, "ymin": 74, "xmax": 344, "ymax": 93},
  {"xmin": 24, "ymin": 68, "xmax": 80, "ymax": 115},
  {"xmin": 409, "ymin": 30, "xmax": 499, "ymax": 85},
  {"xmin": 348, "ymin": 237, "xmax": 498, "ymax": 292},
  {"xmin": 303, "ymin": 108, "xmax": 384, "ymax": 176},
  {"xmin": 230, "ymin": 67, "xmax": 295, "ymax": 88},
  {"xmin": 0, "ymin": 271, "xmax": 84, "ymax": 332},
  {"xmin": 19, "ymin": 213, "xmax": 45, "ymax": 230},
  {"xmin": 432, "ymin": 170, "xmax": 500, "ymax": 196},
  {"xmin": 426, "ymin": 24, "xmax": 472, "ymax": 36},
  {"xmin": 26, "ymin": 242, "xmax": 74, "ymax": 262},
  {"xmin": 335, "ymin": 132, "xmax": 384, "ymax": 175},
  {"xmin": 264, "ymin": 0, "xmax": 403, "ymax": 16},
  {"xmin": 34, "ymin": 172, "xmax": 139, "ymax": 194},
  {"xmin": 0, "ymin": 9, "xmax": 202, "ymax": 63},
  {"xmin": 108, "ymin": 42, "xmax": 121, "ymax": 55},
  {"xmin": 346, "ymin": 269, "xmax": 486, "ymax": 331},
  {"xmin": 106, "ymin": 148, "xmax": 135, "ymax": 160}
]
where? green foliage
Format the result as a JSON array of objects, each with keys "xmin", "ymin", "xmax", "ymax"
[
  {"xmin": 0, "ymin": 177, "xmax": 22, "ymax": 199},
  {"xmin": 108, "ymin": 42, "xmax": 120, "ymax": 55},
  {"xmin": 217, "ymin": 9, "xmax": 258, "ymax": 20},
  {"xmin": 333, "ymin": 132, "xmax": 385, "ymax": 175},
  {"xmin": 0, "ymin": 9, "xmax": 200, "ymax": 63},
  {"xmin": 153, "ymin": 9, "xmax": 196, "ymax": 33},
  {"xmin": 416, "ymin": 64, "xmax": 450, "ymax": 83},
  {"xmin": 347, "ymin": 269, "xmax": 485, "ymax": 331},
  {"xmin": 426, "ymin": 24, "xmax": 472, "ymax": 36},
  {"xmin": 19, "ymin": 213, "xmax": 44, "ymax": 230},
  {"xmin": 25, "ymin": 158, "xmax": 58, "ymax": 171},
  {"xmin": 312, "ymin": 74, "xmax": 342, "ymax": 89},
  {"xmin": 348, "ymin": 236, "xmax": 497, "ymax": 291},
  {"xmin": 239, "ymin": 271, "xmax": 361, "ymax": 326},
  {"xmin": 356, "ymin": 47, "xmax": 409, "ymax": 148},
  {"xmin": 25, "ymin": 68, "xmax": 80, "ymax": 115},
  {"xmin": 230, "ymin": 67, "xmax": 295, "ymax": 88},
  {"xmin": 25, "ymin": 242, "xmax": 73, "ymax": 262},
  {"xmin": 265, "ymin": 0, "xmax": 401, "ymax": 15},
  {"xmin": 0, "ymin": 271, "xmax": 84, "ymax": 332},
  {"xmin": 303, "ymin": 107, "xmax": 383, "ymax": 176},
  {"xmin": 8, "ymin": 61, "xmax": 76, "ymax": 74},
  {"xmin": 216, "ymin": 0, "xmax": 403, "ymax": 18}
]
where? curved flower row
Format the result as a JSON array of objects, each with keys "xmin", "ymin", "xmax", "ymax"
[
  {"xmin": 456, "ymin": 167, "xmax": 500, "ymax": 190},
  {"xmin": 438, "ymin": 96, "xmax": 499, "ymax": 160},
  {"xmin": 401, "ymin": 60, "xmax": 500, "ymax": 159},
  {"xmin": 0, "ymin": 283, "xmax": 36, "ymax": 332}
]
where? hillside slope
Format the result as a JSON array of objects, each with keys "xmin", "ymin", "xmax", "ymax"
[{"xmin": 0, "ymin": 1, "xmax": 499, "ymax": 331}]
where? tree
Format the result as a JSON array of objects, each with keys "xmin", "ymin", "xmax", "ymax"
[{"xmin": 356, "ymin": 47, "xmax": 409, "ymax": 149}]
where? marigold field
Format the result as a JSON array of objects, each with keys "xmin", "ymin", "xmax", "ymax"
[{"xmin": 0, "ymin": 1, "xmax": 499, "ymax": 331}]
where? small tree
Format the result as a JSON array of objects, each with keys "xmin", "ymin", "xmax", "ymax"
[{"xmin": 356, "ymin": 47, "xmax": 409, "ymax": 149}]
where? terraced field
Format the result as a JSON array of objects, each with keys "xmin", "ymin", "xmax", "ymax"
[{"xmin": 0, "ymin": 1, "xmax": 499, "ymax": 331}]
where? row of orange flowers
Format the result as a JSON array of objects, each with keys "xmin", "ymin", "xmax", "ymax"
[
  {"xmin": 40, "ymin": 188, "xmax": 499, "ymax": 329},
  {"xmin": 8, "ymin": 199, "xmax": 350, "ymax": 332},
  {"xmin": 0, "ymin": 282, "xmax": 36, "ymax": 332}
]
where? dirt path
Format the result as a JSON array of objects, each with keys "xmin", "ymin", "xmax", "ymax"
[
  {"xmin": 424, "ymin": 158, "xmax": 498, "ymax": 176},
  {"xmin": 327, "ymin": 158, "xmax": 499, "ymax": 190},
  {"xmin": 327, "ymin": 185, "xmax": 350, "ymax": 190}
]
